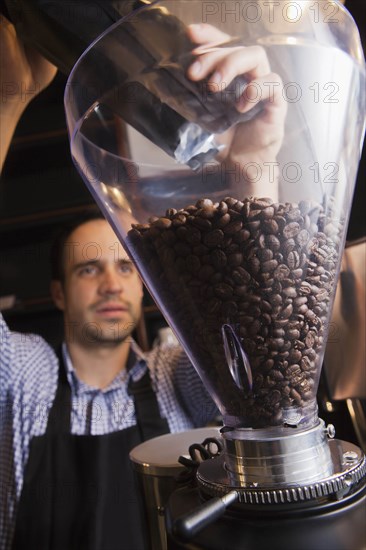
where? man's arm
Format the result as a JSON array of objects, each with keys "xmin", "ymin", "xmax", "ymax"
[{"xmin": 0, "ymin": 14, "xmax": 57, "ymax": 171}]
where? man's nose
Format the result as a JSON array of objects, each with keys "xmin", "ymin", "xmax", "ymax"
[{"xmin": 99, "ymin": 267, "xmax": 123, "ymax": 294}]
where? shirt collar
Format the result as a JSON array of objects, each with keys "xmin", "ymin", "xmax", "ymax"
[{"xmin": 61, "ymin": 340, "xmax": 147, "ymax": 395}]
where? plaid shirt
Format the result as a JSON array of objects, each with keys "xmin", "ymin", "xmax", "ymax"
[{"xmin": 0, "ymin": 314, "xmax": 217, "ymax": 550}]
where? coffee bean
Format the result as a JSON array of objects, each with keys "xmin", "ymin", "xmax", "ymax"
[
  {"xmin": 292, "ymin": 268, "xmax": 303, "ymax": 279},
  {"xmin": 270, "ymin": 370, "xmax": 284, "ymax": 382},
  {"xmin": 222, "ymin": 220, "xmax": 243, "ymax": 235},
  {"xmin": 303, "ymin": 348, "xmax": 317, "ymax": 361},
  {"xmin": 207, "ymin": 298, "xmax": 221, "ymax": 314},
  {"xmin": 282, "ymin": 287, "xmax": 297, "ymax": 299},
  {"xmin": 290, "ymin": 388, "xmax": 303, "ymax": 405},
  {"xmin": 297, "ymin": 229, "xmax": 310, "ymax": 246},
  {"xmin": 226, "ymin": 243, "xmax": 239, "ymax": 255},
  {"xmin": 248, "ymin": 208, "xmax": 262, "ymax": 220},
  {"xmin": 199, "ymin": 265, "xmax": 215, "ymax": 281},
  {"xmin": 299, "ymin": 281, "xmax": 312, "ymax": 295},
  {"xmin": 267, "ymin": 389, "xmax": 282, "ymax": 405},
  {"xmin": 262, "ymin": 359, "xmax": 274, "ymax": 372},
  {"xmin": 203, "ymin": 229, "xmax": 224, "ymax": 247},
  {"xmin": 287, "ymin": 250, "xmax": 300, "ymax": 269},
  {"xmin": 286, "ymin": 364, "xmax": 302, "ymax": 377},
  {"xmin": 214, "ymin": 283, "xmax": 233, "ymax": 300},
  {"xmin": 273, "ymin": 328, "xmax": 285, "ymax": 338},
  {"xmin": 193, "ymin": 244, "xmax": 209, "ymax": 256},
  {"xmin": 174, "ymin": 242, "xmax": 191, "ymax": 256},
  {"xmin": 261, "ymin": 313, "xmax": 272, "ymax": 325},
  {"xmin": 223, "ymin": 236, "xmax": 233, "ymax": 248},
  {"xmin": 210, "ymin": 249, "xmax": 227, "ymax": 270},
  {"xmin": 269, "ymin": 293, "xmax": 282, "ymax": 306},
  {"xmin": 215, "ymin": 213, "xmax": 230, "ymax": 228},
  {"xmin": 233, "ymin": 229, "xmax": 251, "ymax": 243},
  {"xmin": 262, "ymin": 259, "xmax": 278, "ymax": 273},
  {"xmin": 192, "ymin": 216, "xmax": 213, "ymax": 231},
  {"xmin": 197, "ymin": 205, "xmax": 215, "ymax": 219},
  {"xmin": 185, "ymin": 226, "xmax": 202, "ymax": 245},
  {"xmin": 247, "ymin": 221, "xmax": 261, "ymax": 234},
  {"xmin": 286, "ymin": 206, "xmax": 300, "ymax": 220},
  {"xmin": 298, "ymin": 304, "xmax": 309, "ymax": 314},
  {"xmin": 251, "ymin": 198, "xmax": 273, "ymax": 209},
  {"xmin": 248, "ymin": 319, "xmax": 261, "ymax": 336},
  {"xmin": 221, "ymin": 301, "xmax": 238, "ymax": 317},
  {"xmin": 172, "ymin": 213, "xmax": 187, "ymax": 226},
  {"xmin": 266, "ymin": 234, "xmax": 281, "ymax": 252},
  {"xmin": 186, "ymin": 255, "xmax": 201, "ymax": 272},
  {"xmin": 196, "ymin": 198, "xmax": 214, "ymax": 209},
  {"xmin": 289, "ymin": 349, "xmax": 302, "ymax": 363},
  {"xmin": 228, "ymin": 208, "xmax": 242, "ymax": 220},
  {"xmin": 315, "ymin": 288, "xmax": 328, "ymax": 301},
  {"xmin": 210, "ymin": 272, "xmax": 223, "ymax": 285},
  {"xmin": 225, "ymin": 197, "xmax": 238, "ymax": 208},
  {"xmin": 280, "ymin": 303, "xmax": 293, "ymax": 319},
  {"xmin": 258, "ymin": 248, "xmax": 273, "ymax": 262},
  {"xmin": 274, "ymin": 264, "xmax": 290, "ymax": 281},
  {"xmin": 260, "ymin": 205, "xmax": 275, "ymax": 219},
  {"xmin": 283, "ymin": 222, "xmax": 300, "ymax": 239},
  {"xmin": 294, "ymin": 296, "xmax": 307, "ymax": 307},
  {"xmin": 263, "ymin": 219, "xmax": 279, "ymax": 234},
  {"xmin": 300, "ymin": 356, "xmax": 312, "ymax": 371},
  {"xmin": 161, "ymin": 230, "xmax": 177, "ymax": 246},
  {"xmin": 249, "ymin": 256, "xmax": 261, "ymax": 274},
  {"xmin": 305, "ymin": 331, "xmax": 317, "ymax": 348},
  {"xmin": 269, "ymin": 338, "xmax": 285, "ymax": 350},
  {"xmin": 228, "ymin": 252, "xmax": 244, "ymax": 267},
  {"xmin": 261, "ymin": 300, "xmax": 272, "ymax": 313},
  {"xmin": 234, "ymin": 200, "xmax": 245, "ymax": 212},
  {"xmin": 234, "ymin": 285, "xmax": 248, "ymax": 297},
  {"xmin": 283, "ymin": 238, "xmax": 296, "ymax": 256},
  {"xmin": 217, "ymin": 201, "xmax": 228, "ymax": 215},
  {"xmin": 240, "ymin": 315, "xmax": 254, "ymax": 326}
]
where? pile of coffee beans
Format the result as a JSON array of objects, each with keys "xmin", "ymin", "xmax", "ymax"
[{"xmin": 127, "ymin": 196, "xmax": 341, "ymax": 428}]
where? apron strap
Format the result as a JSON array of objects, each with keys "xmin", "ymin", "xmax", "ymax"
[
  {"xmin": 128, "ymin": 368, "xmax": 170, "ymax": 441},
  {"xmin": 46, "ymin": 348, "xmax": 71, "ymax": 434}
]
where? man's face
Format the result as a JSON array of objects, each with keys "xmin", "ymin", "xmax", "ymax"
[{"xmin": 51, "ymin": 219, "xmax": 143, "ymax": 347}]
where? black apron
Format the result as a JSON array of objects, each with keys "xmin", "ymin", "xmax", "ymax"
[{"xmin": 12, "ymin": 351, "xmax": 170, "ymax": 550}]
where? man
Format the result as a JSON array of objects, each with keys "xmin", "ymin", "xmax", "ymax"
[{"xmin": 1, "ymin": 210, "xmax": 218, "ymax": 550}]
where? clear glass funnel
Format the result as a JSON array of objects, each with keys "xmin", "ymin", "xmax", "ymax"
[{"xmin": 65, "ymin": 0, "xmax": 365, "ymax": 431}]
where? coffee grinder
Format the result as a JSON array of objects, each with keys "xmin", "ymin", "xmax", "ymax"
[{"xmin": 63, "ymin": 2, "xmax": 366, "ymax": 548}]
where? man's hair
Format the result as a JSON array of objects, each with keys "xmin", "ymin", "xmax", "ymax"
[{"xmin": 50, "ymin": 208, "xmax": 105, "ymax": 282}]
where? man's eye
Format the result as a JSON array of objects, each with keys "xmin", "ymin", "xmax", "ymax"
[
  {"xmin": 119, "ymin": 262, "xmax": 134, "ymax": 274},
  {"xmin": 80, "ymin": 265, "xmax": 98, "ymax": 276}
]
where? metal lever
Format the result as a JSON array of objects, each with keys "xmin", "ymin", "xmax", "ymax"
[
  {"xmin": 222, "ymin": 324, "xmax": 253, "ymax": 392},
  {"xmin": 173, "ymin": 490, "xmax": 239, "ymax": 541}
]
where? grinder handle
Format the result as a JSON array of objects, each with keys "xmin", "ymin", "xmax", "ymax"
[{"xmin": 172, "ymin": 490, "xmax": 238, "ymax": 541}]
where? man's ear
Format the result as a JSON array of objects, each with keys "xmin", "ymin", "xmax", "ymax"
[{"xmin": 50, "ymin": 280, "xmax": 65, "ymax": 311}]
